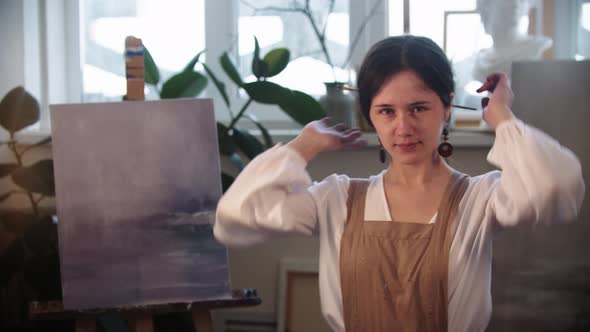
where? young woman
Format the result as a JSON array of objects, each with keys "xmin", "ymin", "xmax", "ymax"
[{"xmin": 214, "ymin": 35, "xmax": 585, "ymax": 332}]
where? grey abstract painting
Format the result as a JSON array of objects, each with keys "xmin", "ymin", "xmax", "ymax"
[{"xmin": 50, "ymin": 99, "xmax": 231, "ymax": 310}]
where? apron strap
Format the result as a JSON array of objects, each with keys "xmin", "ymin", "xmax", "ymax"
[
  {"xmin": 346, "ymin": 179, "xmax": 370, "ymax": 227},
  {"xmin": 430, "ymin": 171, "xmax": 471, "ymax": 331}
]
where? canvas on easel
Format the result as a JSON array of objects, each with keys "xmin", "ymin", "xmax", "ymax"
[{"xmin": 50, "ymin": 98, "xmax": 231, "ymax": 310}]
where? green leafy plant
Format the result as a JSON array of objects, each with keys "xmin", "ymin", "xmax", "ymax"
[
  {"xmin": 143, "ymin": 37, "xmax": 326, "ymax": 190},
  {"xmin": 242, "ymin": 0, "xmax": 385, "ymax": 81},
  {"xmin": 143, "ymin": 48, "xmax": 209, "ymax": 99},
  {"xmin": 0, "ymin": 86, "xmax": 61, "ymax": 329}
]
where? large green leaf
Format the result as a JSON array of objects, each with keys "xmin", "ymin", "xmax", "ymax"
[
  {"xmin": 220, "ymin": 52, "xmax": 243, "ymax": 86},
  {"xmin": 221, "ymin": 173, "xmax": 235, "ymax": 192},
  {"xmin": 143, "ymin": 46, "xmax": 160, "ymax": 85},
  {"xmin": 182, "ymin": 49, "xmax": 206, "ymax": 73},
  {"xmin": 246, "ymin": 113, "xmax": 273, "ymax": 148},
  {"xmin": 279, "ymin": 90, "xmax": 327, "ymax": 125},
  {"xmin": 217, "ymin": 122, "xmax": 235, "ymax": 156},
  {"xmin": 0, "ymin": 163, "xmax": 18, "ymax": 178},
  {"xmin": 252, "ymin": 37, "xmax": 268, "ymax": 79},
  {"xmin": 11, "ymin": 159, "xmax": 55, "ymax": 196},
  {"xmin": 160, "ymin": 71, "xmax": 208, "ymax": 99},
  {"xmin": 243, "ymin": 81, "xmax": 291, "ymax": 105},
  {"xmin": 202, "ymin": 63, "xmax": 230, "ymax": 108},
  {"xmin": 263, "ymin": 48, "xmax": 290, "ymax": 77},
  {"xmin": 0, "ymin": 86, "xmax": 40, "ymax": 134},
  {"xmin": 232, "ymin": 128, "xmax": 265, "ymax": 159}
]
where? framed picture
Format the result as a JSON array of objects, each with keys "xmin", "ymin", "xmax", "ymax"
[{"xmin": 276, "ymin": 258, "xmax": 331, "ymax": 332}]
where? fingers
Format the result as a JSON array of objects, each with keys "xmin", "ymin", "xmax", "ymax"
[
  {"xmin": 345, "ymin": 139, "xmax": 368, "ymax": 149},
  {"xmin": 481, "ymin": 97, "xmax": 490, "ymax": 109},
  {"xmin": 340, "ymin": 131, "xmax": 367, "ymax": 149},
  {"xmin": 320, "ymin": 117, "xmax": 332, "ymax": 125},
  {"xmin": 341, "ymin": 129, "xmax": 362, "ymax": 141},
  {"xmin": 339, "ymin": 129, "xmax": 366, "ymax": 149},
  {"xmin": 342, "ymin": 128, "xmax": 360, "ymax": 135},
  {"xmin": 318, "ymin": 118, "xmax": 365, "ymax": 148},
  {"xmin": 332, "ymin": 123, "xmax": 347, "ymax": 132},
  {"xmin": 319, "ymin": 118, "xmax": 354, "ymax": 133}
]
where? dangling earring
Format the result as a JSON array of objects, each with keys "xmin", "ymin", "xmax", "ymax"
[{"xmin": 438, "ymin": 127, "xmax": 453, "ymax": 158}]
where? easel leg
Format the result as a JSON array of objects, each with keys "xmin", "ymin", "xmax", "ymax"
[
  {"xmin": 127, "ymin": 314, "xmax": 154, "ymax": 332},
  {"xmin": 75, "ymin": 318, "xmax": 96, "ymax": 332},
  {"xmin": 191, "ymin": 308, "xmax": 212, "ymax": 332}
]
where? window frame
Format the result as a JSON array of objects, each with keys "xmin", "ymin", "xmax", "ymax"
[
  {"xmin": 18, "ymin": 0, "xmax": 389, "ymax": 134},
  {"xmin": 14, "ymin": 0, "xmax": 575, "ymax": 137}
]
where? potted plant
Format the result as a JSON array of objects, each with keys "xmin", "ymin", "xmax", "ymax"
[
  {"xmin": 0, "ymin": 86, "xmax": 62, "ymax": 330},
  {"xmin": 241, "ymin": 0, "xmax": 385, "ymax": 128},
  {"xmin": 142, "ymin": 37, "xmax": 326, "ymax": 190}
]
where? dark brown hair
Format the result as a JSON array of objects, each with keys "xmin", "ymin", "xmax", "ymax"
[{"xmin": 357, "ymin": 35, "xmax": 455, "ymax": 126}]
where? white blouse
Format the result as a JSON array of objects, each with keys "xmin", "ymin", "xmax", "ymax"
[{"xmin": 214, "ymin": 119, "xmax": 585, "ymax": 332}]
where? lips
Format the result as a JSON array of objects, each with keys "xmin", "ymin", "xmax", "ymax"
[
  {"xmin": 396, "ymin": 143, "xmax": 417, "ymax": 148},
  {"xmin": 394, "ymin": 142, "xmax": 419, "ymax": 152}
]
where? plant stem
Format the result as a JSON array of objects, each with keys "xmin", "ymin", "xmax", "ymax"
[
  {"xmin": 224, "ymin": 98, "xmax": 253, "ymax": 135},
  {"xmin": 35, "ymin": 195, "xmax": 45, "ymax": 205},
  {"xmin": 8, "ymin": 135, "xmax": 39, "ymax": 218},
  {"xmin": 342, "ymin": 0, "xmax": 385, "ymax": 68},
  {"xmin": 303, "ymin": 8, "xmax": 336, "ymax": 80},
  {"xmin": 241, "ymin": 0, "xmax": 338, "ymax": 80}
]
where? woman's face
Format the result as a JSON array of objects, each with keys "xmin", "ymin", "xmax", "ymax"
[{"xmin": 369, "ymin": 70, "xmax": 451, "ymax": 166}]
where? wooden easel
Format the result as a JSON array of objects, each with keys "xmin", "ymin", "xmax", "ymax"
[
  {"xmin": 124, "ymin": 36, "xmax": 145, "ymax": 101},
  {"xmin": 29, "ymin": 288, "xmax": 261, "ymax": 332},
  {"xmin": 28, "ymin": 37, "xmax": 261, "ymax": 331}
]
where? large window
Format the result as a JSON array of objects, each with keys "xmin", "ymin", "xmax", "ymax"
[
  {"xmin": 388, "ymin": 0, "xmax": 492, "ymax": 111},
  {"xmin": 81, "ymin": 0, "xmax": 205, "ymax": 102},
  {"xmin": 9, "ymin": 0, "xmax": 588, "ymax": 133},
  {"xmin": 577, "ymin": 0, "xmax": 590, "ymax": 58},
  {"xmin": 389, "ymin": 0, "xmax": 491, "ymax": 56},
  {"xmin": 237, "ymin": 0, "xmax": 350, "ymax": 96}
]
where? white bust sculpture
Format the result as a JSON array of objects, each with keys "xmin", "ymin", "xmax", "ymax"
[{"xmin": 472, "ymin": 0, "xmax": 553, "ymax": 82}]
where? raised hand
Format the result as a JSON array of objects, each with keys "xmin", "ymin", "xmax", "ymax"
[
  {"xmin": 287, "ymin": 118, "xmax": 367, "ymax": 162},
  {"xmin": 477, "ymin": 72, "xmax": 516, "ymax": 129}
]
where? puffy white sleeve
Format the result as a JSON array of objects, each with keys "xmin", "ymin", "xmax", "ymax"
[
  {"xmin": 214, "ymin": 143, "xmax": 320, "ymax": 247},
  {"xmin": 486, "ymin": 119, "xmax": 585, "ymax": 227}
]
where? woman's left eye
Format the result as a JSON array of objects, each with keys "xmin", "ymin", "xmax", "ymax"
[{"xmin": 412, "ymin": 106, "xmax": 427, "ymax": 113}]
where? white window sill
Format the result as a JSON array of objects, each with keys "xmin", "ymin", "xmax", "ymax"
[
  {"xmin": 257, "ymin": 128, "xmax": 495, "ymax": 148},
  {"xmin": 0, "ymin": 128, "xmax": 51, "ymax": 145},
  {"xmin": 4, "ymin": 126, "xmax": 494, "ymax": 149}
]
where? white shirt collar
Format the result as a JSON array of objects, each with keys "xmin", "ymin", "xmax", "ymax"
[{"xmin": 364, "ymin": 171, "xmax": 437, "ymax": 224}]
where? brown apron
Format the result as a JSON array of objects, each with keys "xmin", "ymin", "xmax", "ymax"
[{"xmin": 339, "ymin": 172, "xmax": 469, "ymax": 332}]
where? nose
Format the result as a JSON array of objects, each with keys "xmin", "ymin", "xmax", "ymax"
[{"xmin": 395, "ymin": 113, "xmax": 415, "ymax": 137}]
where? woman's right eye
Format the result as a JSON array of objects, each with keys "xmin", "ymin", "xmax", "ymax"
[{"xmin": 378, "ymin": 108, "xmax": 394, "ymax": 115}]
